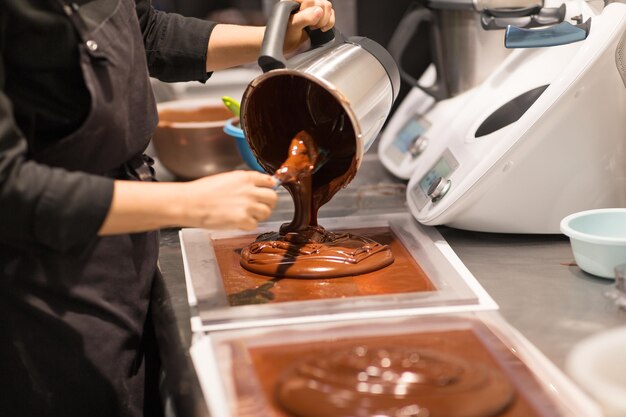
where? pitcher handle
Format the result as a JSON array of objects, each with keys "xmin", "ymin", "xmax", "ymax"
[{"xmin": 258, "ymin": 0, "xmax": 336, "ymax": 72}]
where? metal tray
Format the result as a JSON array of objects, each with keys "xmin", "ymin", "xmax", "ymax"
[
  {"xmin": 181, "ymin": 213, "xmax": 497, "ymax": 332},
  {"xmin": 190, "ymin": 312, "xmax": 602, "ymax": 417}
]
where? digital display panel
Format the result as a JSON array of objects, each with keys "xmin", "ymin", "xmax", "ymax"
[
  {"xmin": 419, "ymin": 157, "xmax": 452, "ymax": 195},
  {"xmin": 394, "ymin": 118, "xmax": 427, "ymax": 152}
]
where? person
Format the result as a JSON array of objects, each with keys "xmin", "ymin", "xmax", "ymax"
[{"xmin": 0, "ymin": 0, "xmax": 335, "ymax": 416}]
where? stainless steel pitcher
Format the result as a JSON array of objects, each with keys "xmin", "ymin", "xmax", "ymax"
[{"xmin": 241, "ymin": 1, "xmax": 400, "ymax": 194}]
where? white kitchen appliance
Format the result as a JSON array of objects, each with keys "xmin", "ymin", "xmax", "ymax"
[
  {"xmin": 378, "ymin": 0, "xmax": 570, "ymax": 179},
  {"xmin": 407, "ymin": 2, "xmax": 626, "ymax": 233},
  {"xmin": 378, "ymin": 73, "xmax": 477, "ymax": 179}
]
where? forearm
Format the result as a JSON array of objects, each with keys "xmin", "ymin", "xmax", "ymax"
[
  {"xmin": 206, "ymin": 24, "xmax": 265, "ymax": 72},
  {"xmin": 99, "ymin": 171, "xmax": 278, "ymax": 235},
  {"xmin": 204, "ymin": 0, "xmax": 335, "ymax": 72},
  {"xmin": 98, "ymin": 180, "xmax": 188, "ymax": 235}
]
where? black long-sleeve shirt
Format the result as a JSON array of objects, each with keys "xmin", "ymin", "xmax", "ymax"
[{"xmin": 0, "ymin": 0, "xmax": 216, "ymax": 251}]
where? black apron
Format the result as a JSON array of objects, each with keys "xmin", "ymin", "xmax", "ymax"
[{"xmin": 0, "ymin": 1, "xmax": 161, "ymax": 416}]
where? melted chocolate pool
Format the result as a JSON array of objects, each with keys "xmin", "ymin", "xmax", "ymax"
[
  {"xmin": 214, "ymin": 227, "xmax": 435, "ymax": 306},
  {"xmin": 276, "ymin": 345, "xmax": 515, "ymax": 417},
  {"xmin": 241, "ymin": 129, "xmax": 394, "ymax": 278},
  {"xmin": 245, "ymin": 320, "xmax": 563, "ymax": 417},
  {"xmin": 240, "ymin": 227, "xmax": 395, "ymax": 278}
]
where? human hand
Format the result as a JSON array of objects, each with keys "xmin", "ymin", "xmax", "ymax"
[
  {"xmin": 284, "ymin": 0, "xmax": 335, "ymax": 53},
  {"xmin": 182, "ymin": 170, "xmax": 278, "ymax": 231}
]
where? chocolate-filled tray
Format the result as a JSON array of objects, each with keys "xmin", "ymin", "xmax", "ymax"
[
  {"xmin": 180, "ymin": 214, "xmax": 496, "ymax": 331},
  {"xmin": 190, "ymin": 313, "xmax": 601, "ymax": 417}
]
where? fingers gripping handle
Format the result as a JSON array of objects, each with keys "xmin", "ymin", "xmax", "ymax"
[
  {"xmin": 258, "ymin": 0, "xmax": 336, "ymax": 73},
  {"xmin": 306, "ymin": 26, "xmax": 336, "ymax": 46}
]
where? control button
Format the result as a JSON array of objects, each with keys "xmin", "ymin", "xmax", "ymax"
[
  {"xmin": 427, "ymin": 176, "xmax": 451, "ymax": 203},
  {"xmin": 409, "ymin": 136, "xmax": 428, "ymax": 157},
  {"xmin": 86, "ymin": 40, "xmax": 98, "ymax": 51}
]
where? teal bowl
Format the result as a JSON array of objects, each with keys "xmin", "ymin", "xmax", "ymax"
[
  {"xmin": 560, "ymin": 209, "xmax": 626, "ymax": 279},
  {"xmin": 223, "ymin": 118, "xmax": 265, "ymax": 173}
]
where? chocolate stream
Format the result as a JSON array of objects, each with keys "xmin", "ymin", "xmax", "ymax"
[{"xmin": 242, "ymin": 109, "xmax": 394, "ymax": 278}]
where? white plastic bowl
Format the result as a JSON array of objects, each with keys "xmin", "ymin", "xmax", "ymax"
[
  {"xmin": 566, "ymin": 326, "xmax": 626, "ymax": 417},
  {"xmin": 560, "ymin": 209, "xmax": 626, "ymax": 279}
]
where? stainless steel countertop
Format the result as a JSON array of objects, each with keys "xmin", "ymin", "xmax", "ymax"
[
  {"xmin": 154, "ymin": 155, "xmax": 626, "ymax": 417},
  {"xmin": 438, "ymin": 227, "xmax": 626, "ymax": 369}
]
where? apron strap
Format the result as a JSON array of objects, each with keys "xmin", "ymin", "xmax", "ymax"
[{"xmin": 50, "ymin": 0, "xmax": 108, "ymax": 60}]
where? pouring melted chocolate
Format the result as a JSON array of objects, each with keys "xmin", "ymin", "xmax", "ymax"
[{"xmin": 240, "ymin": 104, "xmax": 394, "ymax": 278}]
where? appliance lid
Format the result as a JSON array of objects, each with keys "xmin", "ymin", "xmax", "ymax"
[{"xmin": 427, "ymin": 0, "xmax": 543, "ymax": 11}]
